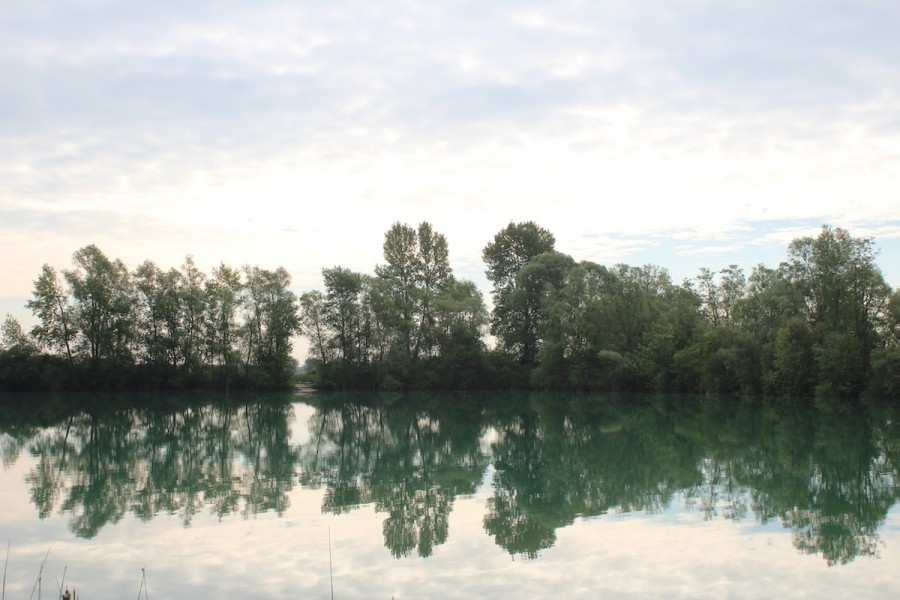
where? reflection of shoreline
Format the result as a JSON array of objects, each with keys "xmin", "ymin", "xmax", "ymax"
[
  {"xmin": 4, "ymin": 393, "xmax": 900, "ymax": 566},
  {"xmin": 16, "ymin": 399, "xmax": 298, "ymax": 538}
]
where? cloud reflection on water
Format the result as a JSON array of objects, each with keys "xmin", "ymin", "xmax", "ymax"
[{"xmin": 1, "ymin": 392, "xmax": 900, "ymax": 598}]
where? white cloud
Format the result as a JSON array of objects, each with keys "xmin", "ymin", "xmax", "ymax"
[{"xmin": 2, "ymin": 0, "xmax": 899, "ymax": 305}]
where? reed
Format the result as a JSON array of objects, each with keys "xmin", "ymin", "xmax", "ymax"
[
  {"xmin": 56, "ymin": 565, "xmax": 67, "ymax": 599},
  {"xmin": 2, "ymin": 540, "xmax": 9, "ymax": 600},
  {"xmin": 0, "ymin": 546, "xmax": 150, "ymax": 600},
  {"xmin": 329, "ymin": 527, "xmax": 334, "ymax": 600},
  {"xmin": 28, "ymin": 547, "xmax": 51, "ymax": 600},
  {"xmin": 136, "ymin": 566, "xmax": 149, "ymax": 600}
]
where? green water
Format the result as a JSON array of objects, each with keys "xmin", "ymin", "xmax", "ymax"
[{"xmin": 2, "ymin": 392, "xmax": 900, "ymax": 598}]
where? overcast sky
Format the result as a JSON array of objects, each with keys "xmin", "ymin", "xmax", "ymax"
[{"xmin": 3, "ymin": 1, "xmax": 899, "ymax": 328}]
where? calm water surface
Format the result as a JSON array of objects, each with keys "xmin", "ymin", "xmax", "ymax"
[{"xmin": 1, "ymin": 391, "xmax": 899, "ymax": 599}]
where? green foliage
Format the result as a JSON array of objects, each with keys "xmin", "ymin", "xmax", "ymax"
[
  {"xmin": 9, "ymin": 244, "xmax": 301, "ymax": 391},
  {"xmin": 2, "ymin": 314, "xmax": 38, "ymax": 356},
  {"xmin": 375, "ymin": 221, "xmax": 454, "ymax": 362},
  {"xmin": 483, "ymin": 349, "xmax": 530, "ymax": 389},
  {"xmin": 27, "ymin": 264, "xmax": 77, "ymax": 360},
  {"xmin": 483, "ymin": 221, "xmax": 556, "ymax": 290},
  {"xmin": 299, "ymin": 290, "xmax": 330, "ymax": 365},
  {"xmin": 689, "ymin": 327, "xmax": 759, "ymax": 396},
  {"xmin": 867, "ymin": 347, "xmax": 900, "ymax": 398},
  {"xmin": 786, "ymin": 226, "xmax": 889, "ymax": 384},
  {"xmin": 483, "ymin": 222, "xmax": 556, "ymax": 364},
  {"xmin": 179, "ymin": 256, "xmax": 206, "ymax": 374},
  {"xmin": 322, "ymin": 266, "xmax": 365, "ymax": 360},
  {"xmin": 64, "ymin": 244, "xmax": 136, "ymax": 365},
  {"xmin": 504, "ymin": 251, "xmax": 575, "ymax": 367},
  {"xmin": 815, "ymin": 330, "xmax": 864, "ymax": 398},
  {"xmin": 134, "ymin": 260, "xmax": 183, "ymax": 368},
  {"xmin": 242, "ymin": 265, "xmax": 300, "ymax": 387},
  {"xmin": 696, "ymin": 265, "xmax": 746, "ymax": 326},
  {"xmin": 0, "ymin": 351, "xmax": 76, "ymax": 391},
  {"xmin": 591, "ymin": 350, "xmax": 639, "ymax": 390},
  {"xmin": 205, "ymin": 263, "xmax": 243, "ymax": 376},
  {"xmin": 309, "ymin": 222, "xmax": 490, "ymax": 391},
  {"xmin": 769, "ymin": 317, "xmax": 816, "ymax": 397},
  {"xmin": 4, "ymin": 224, "xmax": 897, "ymax": 399},
  {"xmin": 299, "ymin": 223, "xmax": 895, "ymax": 398}
]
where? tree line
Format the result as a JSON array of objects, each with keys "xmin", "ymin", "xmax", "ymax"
[
  {"xmin": 300, "ymin": 221, "xmax": 899, "ymax": 398},
  {"xmin": 1, "ymin": 244, "xmax": 299, "ymax": 390},
  {"xmin": 2, "ymin": 222, "xmax": 899, "ymax": 397},
  {"xmin": 299, "ymin": 221, "xmax": 489, "ymax": 390}
]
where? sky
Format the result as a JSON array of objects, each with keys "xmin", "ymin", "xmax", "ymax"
[{"xmin": 2, "ymin": 0, "xmax": 900, "ymax": 352}]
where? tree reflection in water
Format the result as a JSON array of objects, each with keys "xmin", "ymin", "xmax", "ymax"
[
  {"xmin": 297, "ymin": 394, "xmax": 488, "ymax": 558},
  {"xmin": 7, "ymin": 393, "xmax": 298, "ymax": 538},
  {"xmin": 2, "ymin": 392, "xmax": 899, "ymax": 565}
]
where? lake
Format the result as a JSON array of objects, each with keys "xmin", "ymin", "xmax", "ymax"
[{"xmin": 1, "ymin": 391, "xmax": 899, "ymax": 599}]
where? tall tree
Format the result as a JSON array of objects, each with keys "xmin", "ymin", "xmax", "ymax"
[
  {"xmin": 27, "ymin": 264, "xmax": 77, "ymax": 361},
  {"xmin": 299, "ymin": 290, "xmax": 331, "ymax": 366},
  {"xmin": 64, "ymin": 244, "xmax": 135, "ymax": 364},
  {"xmin": 482, "ymin": 222, "xmax": 556, "ymax": 364},
  {"xmin": 376, "ymin": 223, "xmax": 420, "ymax": 361},
  {"xmin": 322, "ymin": 266, "xmax": 366, "ymax": 367},
  {"xmin": 204, "ymin": 263, "xmax": 243, "ymax": 372},
  {"xmin": 157, "ymin": 267, "xmax": 185, "ymax": 368},
  {"xmin": 375, "ymin": 222, "xmax": 454, "ymax": 362},
  {"xmin": 179, "ymin": 256, "xmax": 206, "ymax": 374},
  {"xmin": 786, "ymin": 226, "xmax": 890, "ymax": 396},
  {"xmin": 431, "ymin": 279, "xmax": 489, "ymax": 388},
  {"xmin": 242, "ymin": 266, "xmax": 300, "ymax": 385},
  {"xmin": 696, "ymin": 265, "xmax": 746, "ymax": 326},
  {"xmin": 413, "ymin": 222, "xmax": 452, "ymax": 357},
  {"xmin": 511, "ymin": 251, "xmax": 575, "ymax": 369},
  {"xmin": 534, "ymin": 260, "xmax": 621, "ymax": 389},
  {"xmin": 133, "ymin": 260, "xmax": 183, "ymax": 368},
  {"xmin": 732, "ymin": 264, "xmax": 789, "ymax": 338},
  {"xmin": 607, "ymin": 264, "xmax": 672, "ymax": 355}
]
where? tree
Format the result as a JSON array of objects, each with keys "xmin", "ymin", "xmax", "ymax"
[
  {"xmin": 534, "ymin": 260, "xmax": 639, "ymax": 390},
  {"xmin": 376, "ymin": 223, "xmax": 419, "ymax": 360},
  {"xmin": 322, "ymin": 266, "xmax": 366, "ymax": 367},
  {"xmin": 242, "ymin": 266, "xmax": 300, "ymax": 386},
  {"xmin": 696, "ymin": 265, "xmax": 746, "ymax": 326},
  {"xmin": 179, "ymin": 256, "xmax": 206, "ymax": 374},
  {"xmin": 64, "ymin": 244, "xmax": 135, "ymax": 365},
  {"xmin": 606, "ymin": 264, "xmax": 673, "ymax": 355},
  {"xmin": 133, "ymin": 260, "xmax": 184, "ymax": 368},
  {"xmin": 482, "ymin": 222, "xmax": 556, "ymax": 364},
  {"xmin": 431, "ymin": 279, "xmax": 489, "ymax": 388},
  {"xmin": 1, "ymin": 314, "xmax": 37, "ymax": 355},
  {"xmin": 375, "ymin": 222, "xmax": 454, "ymax": 362},
  {"xmin": 509, "ymin": 251, "xmax": 574, "ymax": 375},
  {"xmin": 786, "ymin": 226, "xmax": 890, "ymax": 396},
  {"xmin": 483, "ymin": 221, "xmax": 556, "ymax": 289},
  {"xmin": 733, "ymin": 265, "xmax": 789, "ymax": 337},
  {"xmin": 12, "ymin": 245, "xmax": 314, "ymax": 391},
  {"xmin": 867, "ymin": 289, "xmax": 900, "ymax": 397},
  {"xmin": 769, "ymin": 317, "xmax": 816, "ymax": 397},
  {"xmin": 27, "ymin": 264, "xmax": 77, "ymax": 361},
  {"xmin": 433, "ymin": 280, "xmax": 487, "ymax": 344},
  {"xmin": 412, "ymin": 222, "xmax": 453, "ymax": 357},
  {"xmin": 204, "ymin": 263, "xmax": 243, "ymax": 372},
  {"xmin": 299, "ymin": 290, "xmax": 331, "ymax": 366}
]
